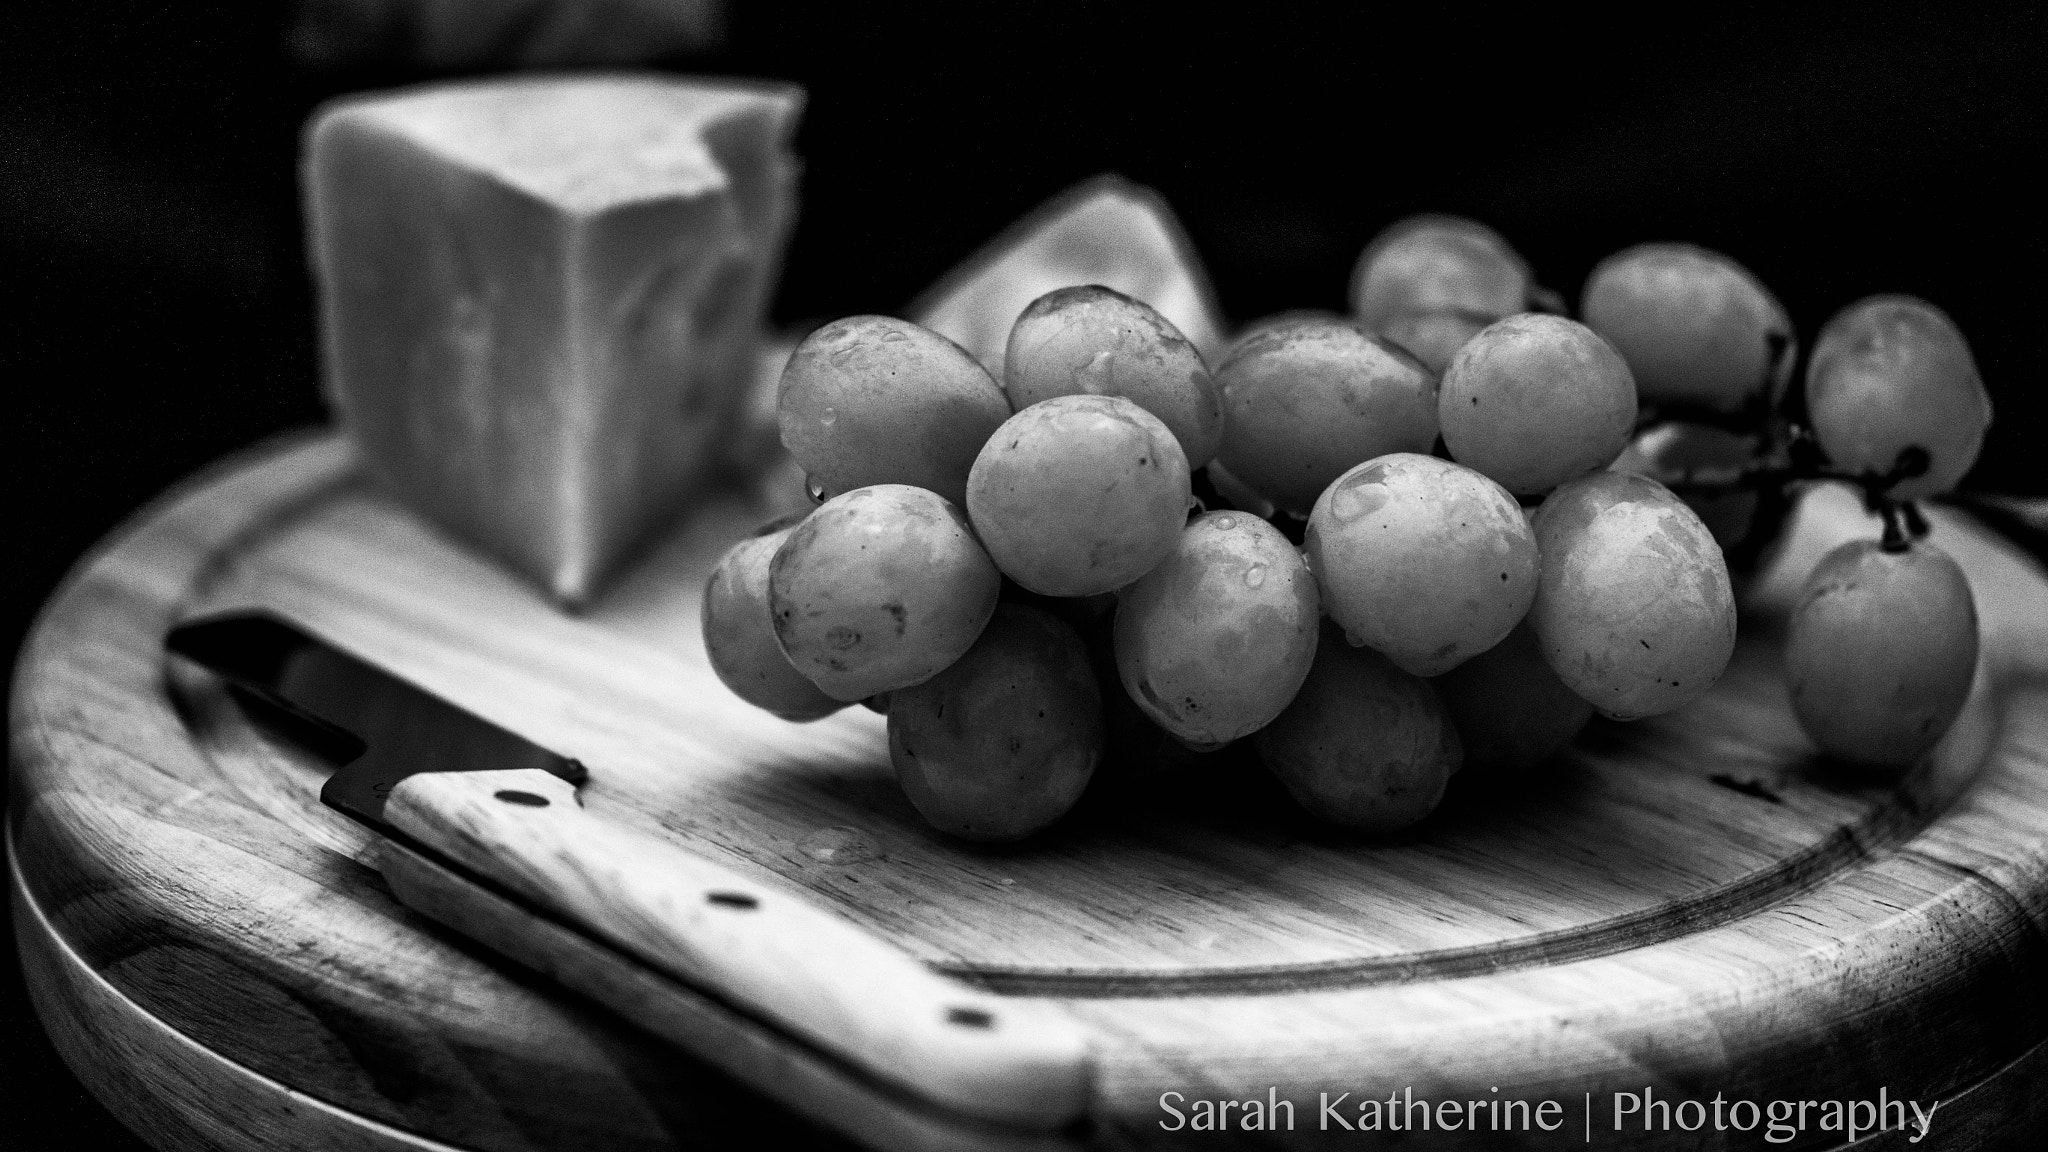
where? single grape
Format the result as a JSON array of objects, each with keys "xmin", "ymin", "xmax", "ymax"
[
  {"xmin": 1004, "ymin": 285, "xmax": 1223, "ymax": 468},
  {"xmin": 888, "ymin": 605, "xmax": 1102, "ymax": 841},
  {"xmin": 1432, "ymin": 618, "xmax": 1592, "ymax": 773},
  {"xmin": 701, "ymin": 524, "xmax": 846, "ymax": 721},
  {"xmin": 1439, "ymin": 314, "xmax": 1637, "ymax": 496},
  {"xmin": 1350, "ymin": 215, "xmax": 1531, "ymax": 329},
  {"xmin": 1580, "ymin": 243, "xmax": 1794, "ymax": 413},
  {"xmin": 1254, "ymin": 622, "xmax": 1462, "ymax": 832},
  {"xmin": 966, "ymin": 394, "xmax": 1190, "ymax": 597},
  {"xmin": 1805, "ymin": 295, "xmax": 1993, "ymax": 500},
  {"xmin": 1530, "ymin": 472, "xmax": 1737, "ymax": 720},
  {"xmin": 1610, "ymin": 423, "xmax": 1763, "ymax": 550},
  {"xmin": 1214, "ymin": 318, "xmax": 1438, "ymax": 515},
  {"xmin": 1304, "ymin": 453, "xmax": 1537, "ymax": 677},
  {"xmin": 1113, "ymin": 511, "xmax": 1320, "ymax": 748},
  {"xmin": 1785, "ymin": 539, "xmax": 1978, "ymax": 771},
  {"xmin": 777, "ymin": 315, "xmax": 1012, "ymax": 508},
  {"xmin": 1375, "ymin": 308, "xmax": 1492, "ymax": 376},
  {"xmin": 769, "ymin": 485, "xmax": 1000, "ymax": 701}
]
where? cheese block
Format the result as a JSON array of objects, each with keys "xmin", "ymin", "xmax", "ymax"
[
  {"xmin": 912, "ymin": 175, "xmax": 1227, "ymax": 379},
  {"xmin": 305, "ymin": 74, "xmax": 803, "ymax": 605}
]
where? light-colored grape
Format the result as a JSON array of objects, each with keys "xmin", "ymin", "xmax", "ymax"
[
  {"xmin": 1254, "ymin": 622, "xmax": 1462, "ymax": 832},
  {"xmin": 1785, "ymin": 539, "xmax": 1978, "ymax": 771},
  {"xmin": 1352, "ymin": 216, "xmax": 1537, "ymax": 382},
  {"xmin": 1432, "ymin": 619, "xmax": 1592, "ymax": 773},
  {"xmin": 966, "ymin": 394, "xmax": 1190, "ymax": 597},
  {"xmin": 1351, "ymin": 215, "xmax": 1530, "ymax": 329},
  {"xmin": 1530, "ymin": 472, "xmax": 1736, "ymax": 720},
  {"xmin": 889, "ymin": 605, "xmax": 1101, "ymax": 841},
  {"xmin": 1439, "ymin": 314, "xmax": 1637, "ymax": 495},
  {"xmin": 1580, "ymin": 243, "xmax": 1794, "ymax": 413},
  {"xmin": 1805, "ymin": 295, "xmax": 1993, "ymax": 500},
  {"xmin": 1304, "ymin": 453, "xmax": 1537, "ymax": 676},
  {"xmin": 777, "ymin": 315, "xmax": 1012, "ymax": 508},
  {"xmin": 1004, "ymin": 285, "xmax": 1223, "ymax": 468},
  {"xmin": 701, "ymin": 524, "xmax": 845, "ymax": 721},
  {"xmin": 769, "ymin": 485, "xmax": 1000, "ymax": 701},
  {"xmin": 1215, "ymin": 318, "xmax": 1438, "ymax": 515},
  {"xmin": 1113, "ymin": 512, "xmax": 1319, "ymax": 748}
]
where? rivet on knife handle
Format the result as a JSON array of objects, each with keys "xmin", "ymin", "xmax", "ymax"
[{"xmin": 384, "ymin": 767, "xmax": 1092, "ymax": 1130}]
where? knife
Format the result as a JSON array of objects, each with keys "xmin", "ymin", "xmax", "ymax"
[{"xmin": 164, "ymin": 611, "xmax": 1091, "ymax": 1133}]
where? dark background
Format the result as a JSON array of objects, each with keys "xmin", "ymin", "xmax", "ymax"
[{"xmin": 4, "ymin": 2, "xmax": 2042, "ymax": 1148}]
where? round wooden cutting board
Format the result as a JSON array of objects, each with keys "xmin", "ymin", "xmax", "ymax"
[{"xmin": 12, "ymin": 432, "xmax": 2048, "ymax": 1151}]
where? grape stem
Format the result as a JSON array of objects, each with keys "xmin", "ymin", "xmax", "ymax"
[
  {"xmin": 1636, "ymin": 421, "xmax": 1934, "ymax": 560},
  {"xmin": 1878, "ymin": 504, "xmax": 1911, "ymax": 552},
  {"xmin": 1652, "ymin": 439, "xmax": 1928, "ymax": 499}
]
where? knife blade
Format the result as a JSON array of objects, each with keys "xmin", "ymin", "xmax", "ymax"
[
  {"xmin": 165, "ymin": 611, "xmax": 590, "ymax": 832},
  {"xmin": 165, "ymin": 610, "xmax": 1091, "ymax": 1133}
]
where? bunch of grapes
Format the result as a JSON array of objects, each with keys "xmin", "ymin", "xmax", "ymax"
[{"xmin": 703, "ymin": 218, "xmax": 1992, "ymax": 842}]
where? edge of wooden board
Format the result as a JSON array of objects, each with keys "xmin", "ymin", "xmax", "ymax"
[
  {"xmin": 12, "ymin": 430, "xmax": 2048, "ymax": 1150},
  {"xmin": 10, "ymin": 827, "xmax": 470, "ymax": 1152}
]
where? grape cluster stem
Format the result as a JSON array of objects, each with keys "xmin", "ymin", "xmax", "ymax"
[{"xmin": 1642, "ymin": 416, "xmax": 1933, "ymax": 560}]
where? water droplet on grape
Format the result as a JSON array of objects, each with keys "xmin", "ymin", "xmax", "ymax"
[
  {"xmin": 820, "ymin": 406, "xmax": 837, "ymax": 426},
  {"xmin": 1244, "ymin": 563, "xmax": 1267, "ymax": 588},
  {"xmin": 1331, "ymin": 488, "xmax": 1368, "ymax": 521},
  {"xmin": 805, "ymin": 476, "xmax": 828, "ymax": 504},
  {"xmin": 1215, "ymin": 515, "xmax": 1236, "ymax": 530},
  {"xmin": 1345, "ymin": 630, "xmax": 1368, "ymax": 648},
  {"xmin": 796, "ymin": 826, "xmax": 881, "ymax": 865}
]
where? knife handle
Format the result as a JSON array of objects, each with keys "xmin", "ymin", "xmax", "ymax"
[{"xmin": 383, "ymin": 767, "xmax": 1091, "ymax": 1130}]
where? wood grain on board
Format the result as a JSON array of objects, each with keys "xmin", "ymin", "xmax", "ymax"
[{"xmin": 10, "ymin": 431, "xmax": 2048, "ymax": 1150}]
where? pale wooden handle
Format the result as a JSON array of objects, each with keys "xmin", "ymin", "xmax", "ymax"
[{"xmin": 384, "ymin": 768, "xmax": 1091, "ymax": 1129}]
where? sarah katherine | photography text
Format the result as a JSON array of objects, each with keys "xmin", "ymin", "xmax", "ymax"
[{"xmin": 1157, "ymin": 1086, "xmax": 1943, "ymax": 1143}]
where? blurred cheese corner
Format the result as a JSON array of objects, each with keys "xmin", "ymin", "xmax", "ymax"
[
  {"xmin": 911, "ymin": 175, "xmax": 1228, "ymax": 381},
  {"xmin": 288, "ymin": 0, "xmax": 724, "ymax": 70}
]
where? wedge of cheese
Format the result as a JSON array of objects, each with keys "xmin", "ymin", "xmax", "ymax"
[
  {"xmin": 912, "ymin": 175, "xmax": 1226, "ymax": 380},
  {"xmin": 305, "ymin": 74, "xmax": 802, "ymax": 605}
]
